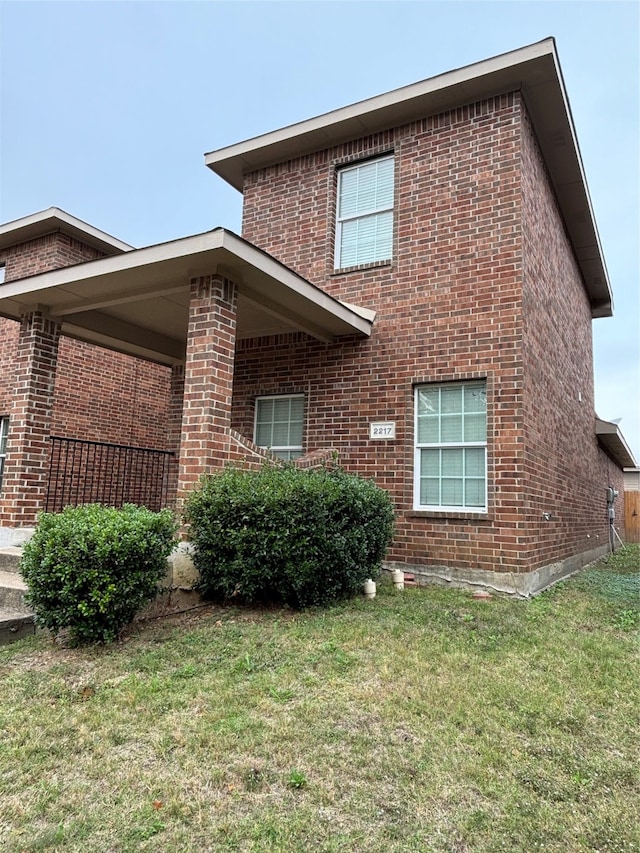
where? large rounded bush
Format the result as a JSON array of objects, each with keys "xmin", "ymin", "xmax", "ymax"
[
  {"xmin": 21, "ymin": 504, "xmax": 177, "ymax": 644},
  {"xmin": 184, "ymin": 466, "xmax": 395, "ymax": 608}
]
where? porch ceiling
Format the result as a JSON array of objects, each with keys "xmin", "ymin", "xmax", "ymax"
[{"xmin": 0, "ymin": 229, "xmax": 374, "ymax": 365}]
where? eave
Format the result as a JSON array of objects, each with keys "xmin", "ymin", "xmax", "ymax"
[
  {"xmin": 205, "ymin": 38, "xmax": 612, "ymax": 318},
  {"xmin": 0, "ymin": 207, "xmax": 133, "ymax": 256},
  {"xmin": 0, "ymin": 229, "xmax": 374, "ymax": 366},
  {"xmin": 596, "ymin": 418, "xmax": 638, "ymax": 470}
]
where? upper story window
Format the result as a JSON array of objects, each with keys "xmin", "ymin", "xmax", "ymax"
[
  {"xmin": 335, "ymin": 155, "xmax": 394, "ymax": 269},
  {"xmin": 414, "ymin": 381, "xmax": 487, "ymax": 512},
  {"xmin": 254, "ymin": 394, "xmax": 304, "ymax": 461}
]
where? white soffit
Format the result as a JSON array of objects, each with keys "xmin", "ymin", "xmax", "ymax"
[
  {"xmin": 596, "ymin": 418, "xmax": 638, "ymax": 470},
  {"xmin": 204, "ymin": 38, "xmax": 612, "ymax": 317}
]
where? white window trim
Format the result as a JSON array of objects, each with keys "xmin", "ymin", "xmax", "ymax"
[
  {"xmin": 254, "ymin": 394, "xmax": 305, "ymax": 460},
  {"xmin": 334, "ymin": 154, "xmax": 394, "ymax": 270},
  {"xmin": 413, "ymin": 383, "xmax": 488, "ymax": 513}
]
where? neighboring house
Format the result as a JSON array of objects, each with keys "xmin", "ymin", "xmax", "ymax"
[{"xmin": 0, "ymin": 39, "xmax": 636, "ymax": 592}]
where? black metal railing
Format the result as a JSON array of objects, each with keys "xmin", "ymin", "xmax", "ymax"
[{"xmin": 46, "ymin": 436, "xmax": 175, "ymax": 513}]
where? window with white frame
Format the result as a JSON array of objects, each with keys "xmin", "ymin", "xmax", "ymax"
[
  {"xmin": 335, "ymin": 155, "xmax": 394, "ymax": 269},
  {"xmin": 414, "ymin": 381, "xmax": 487, "ymax": 511},
  {"xmin": 254, "ymin": 395, "xmax": 304, "ymax": 460},
  {"xmin": 0, "ymin": 417, "xmax": 8, "ymax": 493}
]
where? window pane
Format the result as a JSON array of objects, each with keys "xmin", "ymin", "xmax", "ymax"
[
  {"xmin": 339, "ymin": 220, "xmax": 359, "ymax": 267},
  {"xmin": 421, "ymin": 449, "xmax": 440, "ymax": 477},
  {"xmin": 465, "ymin": 479, "xmax": 485, "ymax": 507},
  {"xmin": 441, "ymin": 386, "xmax": 462, "ymax": 414},
  {"xmin": 273, "ymin": 398, "xmax": 291, "ymax": 421},
  {"xmin": 442, "ymin": 448, "xmax": 463, "ymax": 476},
  {"xmin": 272, "ymin": 422, "xmax": 290, "ymax": 445},
  {"xmin": 290, "ymin": 397, "xmax": 304, "ymax": 420},
  {"xmin": 255, "ymin": 421, "xmax": 272, "ymax": 447},
  {"xmin": 421, "ymin": 477, "xmax": 440, "ymax": 506},
  {"xmin": 375, "ymin": 158, "xmax": 394, "ymax": 208},
  {"xmin": 357, "ymin": 164, "xmax": 378, "ymax": 212},
  {"xmin": 289, "ymin": 419, "xmax": 303, "ymax": 447},
  {"xmin": 464, "ymin": 413, "xmax": 486, "ymax": 442},
  {"xmin": 417, "ymin": 416, "xmax": 438, "ymax": 443},
  {"xmin": 464, "ymin": 384, "xmax": 487, "ymax": 413},
  {"xmin": 441, "ymin": 415, "xmax": 462, "ymax": 443},
  {"xmin": 338, "ymin": 169, "xmax": 359, "ymax": 218},
  {"xmin": 465, "ymin": 448, "xmax": 485, "ymax": 477},
  {"xmin": 417, "ymin": 388, "xmax": 439, "ymax": 416},
  {"xmin": 256, "ymin": 398, "xmax": 273, "ymax": 422},
  {"xmin": 442, "ymin": 478, "xmax": 463, "ymax": 506},
  {"xmin": 373, "ymin": 211, "xmax": 393, "ymax": 261}
]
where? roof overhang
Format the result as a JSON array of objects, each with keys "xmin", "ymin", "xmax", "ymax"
[
  {"xmin": 205, "ymin": 38, "xmax": 612, "ymax": 318},
  {"xmin": 596, "ymin": 418, "xmax": 638, "ymax": 470},
  {"xmin": 0, "ymin": 207, "xmax": 133, "ymax": 255},
  {"xmin": 0, "ymin": 229, "xmax": 374, "ymax": 366}
]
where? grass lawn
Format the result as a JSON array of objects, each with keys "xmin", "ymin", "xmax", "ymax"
[{"xmin": 1, "ymin": 546, "xmax": 638, "ymax": 853}]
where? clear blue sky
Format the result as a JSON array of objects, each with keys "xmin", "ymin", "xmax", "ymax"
[{"xmin": 1, "ymin": 0, "xmax": 638, "ymax": 460}]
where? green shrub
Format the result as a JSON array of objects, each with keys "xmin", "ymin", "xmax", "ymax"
[
  {"xmin": 184, "ymin": 465, "xmax": 395, "ymax": 608},
  {"xmin": 20, "ymin": 504, "xmax": 177, "ymax": 644}
]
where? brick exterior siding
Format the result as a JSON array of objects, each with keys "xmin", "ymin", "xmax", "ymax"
[
  {"xmin": 0, "ymin": 233, "xmax": 170, "ymax": 452},
  {"xmin": 236, "ymin": 92, "xmax": 617, "ymax": 575},
  {"xmin": 0, "ymin": 85, "xmax": 624, "ymax": 576},
  {"xmin": 1, "ymin": 232, "xmax": 106, "ymax": 281}
]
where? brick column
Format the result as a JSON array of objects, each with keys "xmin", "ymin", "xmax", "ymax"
[
  {"xmin": 0, "ymin": 310, "xmax": 61, "ymax": 529},
  {"xmin": 166, "ymin": 362, "xmax": 185, "ymax": 507},
  {"xmin": 176, "ymin": 275, "xmax": 238, "ymax": 510}
]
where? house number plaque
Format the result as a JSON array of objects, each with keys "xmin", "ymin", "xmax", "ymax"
[{"xmin": 369, "ymin": 422, "xmax": 396, "ymax": 440}]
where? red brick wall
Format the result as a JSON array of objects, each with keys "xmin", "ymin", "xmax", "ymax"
[
  {"xmin": 238, "ymin": 94, "xmax": 529, "ymax": 573},
  {"xmin": 50, "ymin": 338, "xmax": 170, "ymax": 448},
  {"xmin": 237, "ymin": 92, "xmax": 616, "ymax": 575},
  {"xmin": 520, "ymin": 108, "xmax": 622, "ymax": 563},
  {"xmin": 0, "ymin": 319, "xmax": 18, "ymax": 414},
  {"xmin": 1, "ymin": 232, "xmax": 106, "ymax": 281}
]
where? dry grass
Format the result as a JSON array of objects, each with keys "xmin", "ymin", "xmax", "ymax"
[{"xmin": 0, "ymin": 546, "xmax": 638, "ymax": 852}]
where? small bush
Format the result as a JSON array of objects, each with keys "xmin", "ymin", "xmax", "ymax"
[
  {"xmin": 21, "ymin": 504, "xmax": 177, "ymax": 644},
  {"xmin": 184, "ymin": 465, "xmax": 395, "ymax": 608}
]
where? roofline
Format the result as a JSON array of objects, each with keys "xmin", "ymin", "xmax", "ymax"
[
  {"xmin": 0, "ymin": 227, "xmax": 374, "ymax": 340},
  {"xmin": 596, "ymin": 418, "xmax": 638, "ymax": 470},
  {"xmin": 0, "ymin": 207, "xmax": 133, "ymax": 255},
  {"xmin": 204, "ymin": 38, "xmax": 612, "ymax": 318},
  {"xmin": 205, "ymin": 39, "xmax": 555, "ymax": 180}
]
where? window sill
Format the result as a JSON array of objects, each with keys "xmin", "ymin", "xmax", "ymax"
[
  {"xmin": 409, "ymin": 509, "xmax": 493, "ymax": 522},
  {"xmin": 332, "ymin": 259, "xmax": 392, "ymax": 276}
]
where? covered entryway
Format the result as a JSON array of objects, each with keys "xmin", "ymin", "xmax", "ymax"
[{"xmin": 0, "ymin": 228, "xmax": 373, "ymax": 541}]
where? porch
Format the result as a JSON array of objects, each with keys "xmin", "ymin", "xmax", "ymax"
[{"xmin": 0, "ymin": 229, "xmax": 374, "ymax": 544}]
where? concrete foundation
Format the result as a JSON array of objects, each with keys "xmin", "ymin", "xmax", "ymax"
[{"xmin": 384, "ymin": 543, "xmax": 611, "ymax": 598}]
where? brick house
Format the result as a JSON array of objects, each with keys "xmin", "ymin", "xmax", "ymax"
[{"xmin": 0, "ymin": 39, "xmax": 635, "ymax": 593}]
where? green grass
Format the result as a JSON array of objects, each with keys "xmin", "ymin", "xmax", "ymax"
[{"xmin": 1, "ymin": 546, "xmax": 638, "ymax": 852}]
